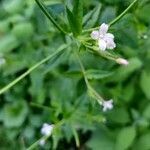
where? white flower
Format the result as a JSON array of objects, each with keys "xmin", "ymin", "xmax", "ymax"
[
  {"xmin": 91, "ymin": 23, "xmax": 116, "ymax": 51},
  {"xmin": 116, "ymin": 58, "xmax": 129, "ymax": 65},
  {"xmin": 41, "ymin": 123, "xmax": 54, "ymax": 136},
  {"xmin": 39, "ymin": 139, "xmax": 46, "ymax": 146},
  {"xmin": 102, "ymin": 99, "xmax": 113, "ymax": 112},
  {"xmin": 39, "ymin": 123, "xmax": 54, "ymax": 146}
]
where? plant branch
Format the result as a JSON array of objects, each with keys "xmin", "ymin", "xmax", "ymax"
[
  {"xmin": 35, "ymin": 0, "xmax": 67, "ymax": 34},
  {"xmin": 0, "ymin": 44, "xmax": 69, "ymax": 95},
  {"xmin": 75, "ymin": 50, "xmax": 104, "ymax": 104},
  {"xmin": 83, "ymin": 0, "xmax": 138, "ymax": 32}
]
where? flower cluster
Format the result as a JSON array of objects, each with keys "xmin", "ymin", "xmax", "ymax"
[
  {"xmin": 91, "ymin": 23, "xmax": 116, "ymax": 51},
  {"xmin": 91, "ymin": 23, "xmax": 129, "ymax": 66},
  {"xmin": 39, "ymin": 123, "xmax": 54, "ymax": 146}
]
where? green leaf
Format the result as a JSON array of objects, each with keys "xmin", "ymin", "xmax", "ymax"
[
  {"xmin": 3, "ymin": 0, "xmax": 25, "ymax": 14},
  {"xmin": 106, "ymin": 108, "xmax": 131, "ymax": 124},
  {"xmin": 143, "ymin": 104, "xmax": 150, "ymax": 120},
  {"xmin": 3, "ymin": 101, "xmax": 28, "ymax": 128},
  {"xmin": 86, "ymin": 69, "xmax": 113, "ymax": 80},
  {"xmin": 35, "ymin": 0, "xmax": 66, "ymax": 34},
  {"xmin": 133, "ymin": 132, "xmax": 150, "ymax": 150},
  {"xmin": 87, "ymin": 128, "xmax": 115, "ymax": 150},
  {"xmin": 66, "ymin": 0, "xmax": 83, "ymax": 36},
  {"xmin": 66, "ymin": 7, "xmax": 76, "ymax": 34},
  {"xmin": 0, "ymin": 35, "xmax": 19, "ymax": 53},
  {"xmin": 84, "ymin": 4, "xmax": 101, "ymax": 28},
  {"xmin": 115, "ymin": 126, "xmax": 136, "ymax": 150},
  {"xmin": 72, "ymin": 0, "xmax": 83, "ymax": 35},
  {"xmin": 140, "ymin": 71, "xmax": 150, "ymax": 99},
  {"xmin": 11, "ymin": 22, "xmax": 34, "ymax": 40},
  {"xmin": 29, "ymin": 69, "xmax": 45, "ymax": 104}
]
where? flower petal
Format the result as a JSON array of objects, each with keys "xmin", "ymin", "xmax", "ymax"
[
  {"xmin": 106, "ymin": 39, "xmax": 116, "ymax": 49},
  {"xmin": 91, "ymin": 30, "xmax": 99, "ymax": 40},
  {"xmin": 105, "ymin": 33, "xmax": 114, "ymax": 39},
  {"xmin": 98, "ymin": 39, "xmax": 107, "ymax": 51},
  {"xmin": 99, "ymin": 23, "xmax": 109, "ymax": 36},
  {"xmin": 104, "ymin": 36, "xmax": 116, "ymax": 50}
]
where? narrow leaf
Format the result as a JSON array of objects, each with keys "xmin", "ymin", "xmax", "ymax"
[
  {"xmin": 66, "ymin": 7, "xmax": 76, "ymax": 34},
  {"xmin": 84, "ymin": 4, "xmax": 101, "ymax": 28},
  {"xmin": 35, "ymin": 0, "xmax": 66, "ymax": 34},
  {"xmin": 73, "ymin": 0, "xmax": 83, "ymax": 35}
]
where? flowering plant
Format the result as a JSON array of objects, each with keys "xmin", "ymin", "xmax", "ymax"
[{"xmin": 1, "ymin": 0, "xmax": 150, "ymax": 149}]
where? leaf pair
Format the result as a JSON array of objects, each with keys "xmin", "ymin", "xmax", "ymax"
[{"xmin": 66, "ymin": 0, "xmax": 83, "ymax": 37}]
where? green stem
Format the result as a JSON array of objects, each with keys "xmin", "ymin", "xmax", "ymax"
[
  {"xmin": 71, "ymin": 126, "xmax": 80, "ymax": 147},
  {"xmin": 0, "ymin": 44, "xmax": 69, "ymax": 95},
  {"xmin": 109, "ymin": 0, "xmax": 138, "ymax": 26},
  {"xmin": 83, "ymin": 0, "xmax": 138, "ymax": 32},
  {"xmin": 83, "ymin": 43, "xmax": 117, "ymax": 61},
  {"xmin": 27, "ymin": 120, "xmax": 65, "ymax": 150},
  {"xmin": 75, "ymin": 51, "xmax": 104, "ymax": 104},
  {"xmin": 30, "ymin": 102, "xmax": 53, "ymax": 111},
  {"xmin": 35, "ymin": 0, "xmax": 67, "ymax": 34}
]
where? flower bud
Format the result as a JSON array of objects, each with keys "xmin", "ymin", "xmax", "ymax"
[{"xmin": 116, "ymin": 58, "xmax": 129, "ymax": 65}]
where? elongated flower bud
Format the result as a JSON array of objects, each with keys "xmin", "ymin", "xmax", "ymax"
[{"xmin": 116, "ymin": 58, "xmax": 129, "ymax": 65}]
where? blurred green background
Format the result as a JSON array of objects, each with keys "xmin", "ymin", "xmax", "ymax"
[{"xmin": 0, "ymin": 0, "xmax": 150, "ymax": 149}]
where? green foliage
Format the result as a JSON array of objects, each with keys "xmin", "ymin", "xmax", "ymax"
[
  {"xmin": 3, "ymin": 101, "xmax": 28, "ymax": 128},
  {"xmin": 140, "ymin": 71, "xmax": 150, "ymax": 99},
  {"xmin": 66, "ymin": 0, "xmax": 83, "ymax": 36},
  {"xmin": 0, "ymin": 0, "xmax": 150, "ymax": 149},
  {"xmin": 115, "ymin": 126, "xmax": 136, "ymax": 150}
]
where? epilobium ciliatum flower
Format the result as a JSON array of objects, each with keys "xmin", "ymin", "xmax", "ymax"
[
  {"xmin": 39, "ymin": 123, "xmax": 54, "ymax": 146},
  {"xmin": 91, "ymin": 23, "xmax": 116, "ymax": 51},
  {"xmin": 41, "ymin": 123, "xmax": 54, "ymax": 136},
  {"xmin": 102, "ymin": 99, "xmax": 113, "ymax": 112}
]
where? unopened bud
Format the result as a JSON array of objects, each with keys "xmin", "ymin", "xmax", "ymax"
[{"xmin": 116, "ymin": 58, "xmax": 129, "ymax": 65}]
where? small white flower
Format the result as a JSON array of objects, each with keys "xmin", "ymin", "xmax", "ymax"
[
  {"xmin": 39, "ymin": 139, "xmax": 46, "ymax": 146},
  {"xmin": 102, "ymin": 99, "xmax": 113, "ymax": 112},
  {"xmin": 41, "ymin": 123, "xmax": 54, "ymax": 136},
  {"xmin": 91, "ymin": 23, "xmax": 116, "ymax": 51},
  {"xmin": 116, "ymin": 58, "xmax": 129, "ymax": 65}
]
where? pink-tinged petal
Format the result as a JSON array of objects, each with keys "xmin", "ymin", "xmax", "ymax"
[
  {"xmin": 91, "ymin": 30, "xmax": 99, "ymax": 40},
  {"xmin": 104, "ymin": 37, "xmax": 116, "ymax": 49},
  {"xmin": 99, "ymin": 23, "xmax": 109, "ymax": 36},
  {"xmin": 105, "ymin": 33, "xmax": 114, "ymax": 39},
  {"xmin": 98, "ymin": 39, "xmax": 107, "ymax": 51},
  {"xmin": 107, "ymin": 40, "xmax": 116, "ymax": 49}
]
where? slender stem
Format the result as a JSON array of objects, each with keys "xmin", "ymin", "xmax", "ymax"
[
  {"xmin": 30, "ymin": 102, "xmax": 53, "ymax": 111},
  {"xmin": 35, "ymin": 0, "xmax": 67, "ymax": 34},
  {"xmin": 71, "ymin": 126, "xmax": 80, "ymax": 147},
  {"xmin": 83, "ymin": 43, "xmax": 117, "ymax": 61},
  {"xmin": 83, "ymin": 0, "xmax": 138, "ymax": 32},
  {"xmin": 109, "ymin": 0, "xmax": 138, "ymax": 26},
  {"xmin": 27, "ymin": 119, "xmax": 65, "ymax": 150},
  {"xmin": 74, "ymin": 51, "xmax": 89, "ymax": 87},
  {"xmin": 75, "ymin": 51, "xmax": 104, "ymax": 103},
  {"xmin": 0, "ymin": 44, "xmax": 69, "ymax": 95}
]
